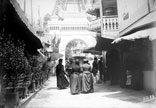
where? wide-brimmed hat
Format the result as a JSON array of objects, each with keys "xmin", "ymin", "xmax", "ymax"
[
  {"xmin": 83, "ymin": 59, "xmax": 88, "ymax": 63},
  {"xmin": 75, "ymin": 59, "xmax": 79, "ymax": 63}
]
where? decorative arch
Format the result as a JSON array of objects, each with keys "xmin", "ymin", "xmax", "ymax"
[
  {"xmin": 66, "ymin": 39, "xmax": 88, "ymax": 48},
  {"xmin": 58, "ymin": 34, "xmax": 96, "ymax": 64}
]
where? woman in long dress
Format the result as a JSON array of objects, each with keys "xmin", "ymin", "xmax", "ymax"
[
  {"xmin": 81, "ymin": 59, "xmax": 94, "ymax": 93},
  {"xmin": 70, "ymin": 59, "xmax": 81, "ymax": 95},
  {"xmin": 92, "ymin": 57, "xmax": 98, "ymax": 76},
  {"xmin": 56, "ymin": 59, "xmax": 69, "ymax": 89}
]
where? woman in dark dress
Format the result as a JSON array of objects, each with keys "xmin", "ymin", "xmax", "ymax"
[
  {"xmin": 81, "ymin": 59, "xmax": 94, "ymax": 93},
  {"xmin": 92, "ymin": 57, "xmax": 98, "ymax": 76},
  {"xmin": 56, "ymin": 59, "xmax": 69, "ymax": 89},
  {"xmin": 70, "ymin": 59, "xmax": 81, "ymax": 95},
  {"xmin": 92, "ymin": 57, "xmax": 98, "ymax": 83}
]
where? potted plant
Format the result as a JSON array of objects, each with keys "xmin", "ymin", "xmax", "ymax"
[
  {"xmin": 0, "ymin": 35, "xmax": 27, "ymax": 108},
  {"xmin": 28, "ymin": 55, "xmax": 43, "ymax": 91}
]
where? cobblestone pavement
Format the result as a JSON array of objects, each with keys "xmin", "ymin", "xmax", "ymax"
[{"xmin": 24, "ymin": 76, "xmax": 155, "ymax": 108}]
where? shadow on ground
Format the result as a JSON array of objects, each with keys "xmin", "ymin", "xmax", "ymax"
[
  {"xmin": 46, "ymin": 87, "xmax": 58, "ymax": 90},
  {"xmin": 94, "ymin": 83, "xmax": 151, "ymax": 103}
]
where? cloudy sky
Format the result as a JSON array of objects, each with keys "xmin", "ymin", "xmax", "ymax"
[{"xmin": 16, "ymin": 0, "xmax": 56, "ymax": 23}]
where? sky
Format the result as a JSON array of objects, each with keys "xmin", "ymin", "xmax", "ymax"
[{"xmin": 16, "ymin": 0, "xmax": 56, "ymax": 23}]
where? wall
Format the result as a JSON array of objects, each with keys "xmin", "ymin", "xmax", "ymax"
[
  {"xmin": 0, "ymin": 62, "xmax": 2, "ymax": 94},
  {"xmin": 152, "ymin": 40, "xmax": 156, "ymax": 94},
  {"xmin": 143, "ymin": 71, "xmax": 156, "ymax": 94},
  {"xmin": 0, "ymin": 75, "xmax": 1, "ymax": 94},
  {"xmin": 117, "ymin": 0, "xmax": 149, "ymax": 32},
  {"xmin": 143, "ymin": 39, "xmax": 156, "ymax": 94}
]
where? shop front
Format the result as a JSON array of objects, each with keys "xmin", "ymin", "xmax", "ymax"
[
  {"xmin": 0, "ymin": 0, "xmax": 43, "ymax": 107},
  {"xmin": 114, "ymin": 0, "xmax": 156, "ymax": 93},
  {"xmin": 112, "ymin": 27, "xmax": 156, "ymax": 92},
  {"xmin": 94, "ymin": 34, "xmax": 121, "ymax": 85}
]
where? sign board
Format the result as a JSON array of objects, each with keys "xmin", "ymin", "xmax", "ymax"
[{"xmin": 117, "ymin": 0, "xmax": 149, "ymax": 32}]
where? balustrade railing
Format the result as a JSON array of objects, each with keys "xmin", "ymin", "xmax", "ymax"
[{"xmin": 89, "ymin": 15, "xmax": 118, "ymax": 31}]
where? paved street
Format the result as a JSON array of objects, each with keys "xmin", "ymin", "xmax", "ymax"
[{"xmin": 24, "ymin": 76, "xmax": 155, "ymax": 108}]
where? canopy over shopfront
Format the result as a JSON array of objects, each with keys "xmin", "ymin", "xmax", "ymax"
[
  {"xmin": 87, "ymin": 8, "xmax": 100, "ymax": 17},
  {"xmin": 83, "ymin": 47, "xmax": 102, "ymax": 55},
  {"xmin": 95, "ymin": 35, "xmax": 117, "ymax": 51},
  {"xmin": 0, "ymin": 0, "xmax": 43, "ymax": 54},
  {"xmin": 112, "ymin": 27, "xmax": 156, "ymax": 44}
]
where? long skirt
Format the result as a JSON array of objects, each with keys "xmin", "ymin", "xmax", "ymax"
[
  {"xmin": 70, "ymin": 72, "xmax": 81, "ymax": 94},
  {"xmin": 81, "ymin": 71, "xmax": 94, "ymax": 93},
  {"xmin": 57, "ymin": 73, "xmax": 69, "ymax": 89}
]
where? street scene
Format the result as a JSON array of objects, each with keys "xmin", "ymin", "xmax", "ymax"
[
  {"xmin": 24, "ymin": 76, "xmax": 155, "ymax": 108},
  {"xmin": 0, "ymin": 0, "xmax": 156, "ymax": 108}
]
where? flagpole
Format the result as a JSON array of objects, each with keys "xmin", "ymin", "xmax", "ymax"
[
  {"xmin": 24, "ymin": 0, "xmax": 26, "ymax": 14},
  {"xmin": 38, "ymin": 5, "xmax": 41, "ymax": 27},
  {"xmin": 31, "ymin": 0, "xmax": 33, "ymax": 26},
  {"xmin": 100, "ymin": 0, "xmax": 103, "ymax": 37}
]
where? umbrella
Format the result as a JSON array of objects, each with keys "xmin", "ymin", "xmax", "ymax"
[
  {"xmin": 83, "ymin": 47, "xmax": 102, "ymax": 55},
  {"xmin": 71, "ymin": 55, "xmax": 86, "ymax": 59},
  {"xmin": 50, "ymin": 53, "xmax": 63, "ymax": 61}
]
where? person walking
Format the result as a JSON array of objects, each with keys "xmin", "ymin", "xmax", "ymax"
[
  {"xmin": 81, "ymin": 59, "xmax": 94, "ymax": 93},
  {"xmin": 56, "ymin": 59, "xmax": 69, "ymax": 89},
  {"xmin": 92, "ymin": 57, "xmax": 98, "ymax": 82},
  {"xmin": 98, "ymin": 57, "xmax": 104, "ymax": 83},
  {"xmin": 70, "ymin": 59, "xmax": 81, "ymax": 95}
]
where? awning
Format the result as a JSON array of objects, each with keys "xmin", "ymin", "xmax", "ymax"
[
  {"xmin": 3, "ymin": 0, "xmax": 43, "ymax": 54},
  {"xmin": 83, "ymin": 47, "xmax": 102, "ymax": 55},
  {"xmin": 112, "ymin": 27, "xmax": 156, "ymax": 44},
  {"xmin": 95, "ymin": 36, "xmax": 116, "ymax": 51},
  {"xmin": 87, "ymin": 8, "xmax": 100, "ymax": 17}
]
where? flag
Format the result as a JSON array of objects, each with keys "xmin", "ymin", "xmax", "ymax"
[
  {"xmin": 56, "ymin": 37, "xmax": 61, "ymax": 48},
  {"xmin": 52, "ymin": 35, "xmax": 56, "ymax": 47},
  {"xmin": 57, "ymin": 0, "xmax": 66, "ymax": 10}
]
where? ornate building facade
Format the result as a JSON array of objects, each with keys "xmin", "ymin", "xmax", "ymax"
[{"xmin": 44, "ymin": 0, "xmax": 97, "ymax": 63}]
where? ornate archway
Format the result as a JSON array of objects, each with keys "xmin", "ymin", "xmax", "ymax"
[{"xmin": 59, "ymin": 33, "xmax": 96, "ymax": 64}]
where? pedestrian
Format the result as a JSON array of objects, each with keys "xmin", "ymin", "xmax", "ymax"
[
  {"xmin": 98, "ymin": 57, "xmax": 104, "ymax": 83},
  {"xmin": 56, "ymin": 59, "xmax": 69, "ymax": 89},
  {"xmin": 70, "ymin": 59, "xmax": 81, "ymax": 95},
  {"xmin": 92, "ymin": 57, "xmax": 98, "ymax": 82},
  {"xmin": 126, "ymin": 70, "xmax": 132, "ymax": 89},
  {"xmin": 65, "ymin": 60, "xmax": 71, "ymax": 77},
  {"xmin": 81, "ymin": 59, "xmax": 94, "ymax": 93}
]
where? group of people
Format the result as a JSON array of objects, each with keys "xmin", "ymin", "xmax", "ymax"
[
  {"xmin": 56, "ymin": 58, "xmax": 96, "ymax": 95},
  {"xmin": 55, "ymin": 56, "xmax": 105, "ymax": 95}
]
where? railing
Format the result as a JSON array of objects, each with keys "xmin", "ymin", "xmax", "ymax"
[
  {"xmin": 89, "ymin": 19, "xmax": 101, "ymax": 31},
  {"xmin": 89, "ymin": 15, "xmax": 118, "ymax": 31}
]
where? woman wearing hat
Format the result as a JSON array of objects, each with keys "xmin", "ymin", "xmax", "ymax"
[
  {"xmin": 81, "ymin": 59, "xmax": 94, "ymax": 93},
  {"xmin": 70, "ymin": 59, "xmax": 81, "ymax": 95}
]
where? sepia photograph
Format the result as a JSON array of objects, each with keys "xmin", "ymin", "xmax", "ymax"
[{"xmin": 0, "ymin": 0, "xmax": 156, "ymax": 108}]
